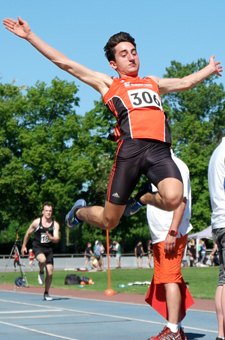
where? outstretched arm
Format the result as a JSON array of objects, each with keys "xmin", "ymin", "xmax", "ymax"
[
  {"xmin": 150, "ymin": 55, "xmax": 223, "ymax": 94},
  {"xmin": 3, "ymin": 17, "xmax": 112, "ymax": 96}
]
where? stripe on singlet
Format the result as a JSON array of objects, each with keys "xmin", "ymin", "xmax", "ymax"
[{"xmin": 107, "ymin": 140, "xmax": 124, "ymax": 202}]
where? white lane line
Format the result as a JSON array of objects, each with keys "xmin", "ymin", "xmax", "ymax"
[
  {"xmin": 0, "ymin": 314, "xmax": 82, "ymax": 320},
  {"xmin": 0, "ymin": 297, "xmax": 217, "ymax": 335},
  {"xmin": 0, "ymin": 320, "xmax": 80, "ymax": 340},
  {"xmin": 0, "ymin": 298, "xmax": 60, "ymax": 309},
  {"xmin": 55, "ymin": 306, "xmax": 218, "ymax": 334},
  {"xmin": 0, "ymin": 309, "xmax": 63, "ymax": 314},
  {"xmin": 0, "ymin": 290, "xmax": 216, "ymax": 314}
]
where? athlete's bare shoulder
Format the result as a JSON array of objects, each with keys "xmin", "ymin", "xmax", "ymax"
[
  {"xmin": 146, "ymin": 75, "xmax": 160, "ymax": 85},
  {"xmin": 95, "ymin": 72, "xmax": 113, "ymax": 96},
  {"xmin": 54, "ymin": 220, "xmax": 60, "ymax": 229},
  {"xmin": 30, "ymin": 217, "xmax": 41, "ymax": 229}
]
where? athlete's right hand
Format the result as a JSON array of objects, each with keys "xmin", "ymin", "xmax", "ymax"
[
  {"xmin": 21, "ymin": 246, "xmax": 27, "ymax": 257},
  {"xmin": 3, "ymin": 16, "xmax": 31, "ymax": 39}
]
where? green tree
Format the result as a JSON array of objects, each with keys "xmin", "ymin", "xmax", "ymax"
[
  {"xmin": 0, "ymin": 78, "xmax": 92, "ymax": 252},
  {"xmin": 162, "ymin": 59, "xmax": 225, "ymax": 231},
  {"xmin": 2, "ymin": 58, "xmax": 224, "ymax": 254}
]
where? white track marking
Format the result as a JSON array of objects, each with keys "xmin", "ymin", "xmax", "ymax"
[
  {"xmin": 0, "ymin": 309, "xmax": 62, "ymax": 314},
  {"xmin": 0, "ymin": 314, "xmax": 81, "ymax": 320},
  {"xmin": 0, "ymin": 294, "xmax": 217, "ymax": 335},
  {"xmin": 0, "ymin": 320, "xmax": 80, "ymax": 340}
]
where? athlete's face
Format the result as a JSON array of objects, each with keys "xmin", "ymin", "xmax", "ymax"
[
  {"xmin": 110, "ymin": 41, "xmax": 140, "ymax": 77},
  {"xmin": 42, "ymin": 206, "xmax": 53, "ymax": 219}
]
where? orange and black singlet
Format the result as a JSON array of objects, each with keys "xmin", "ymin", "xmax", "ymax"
[{"xmin": 103, "ymin": 76, "xmax": 171, "ymax": 144}]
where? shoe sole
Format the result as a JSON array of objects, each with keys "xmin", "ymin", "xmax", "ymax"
[{"xmin": 66, "ymin": 199, "xmax": 86, "ymax": 229}]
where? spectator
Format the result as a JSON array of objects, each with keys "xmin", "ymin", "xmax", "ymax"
[
  {"xmin": 187, "ymin": 239, "xmax": 196, "ymax": 267},
  {"xmin": 13, "ymin": 249, "xmax": 20, "ymax": 271},
  {"xmin": 109, "ymin": 241, "xmax": 114, "ymax": 257},
  {"xmin": 200, "ymin": 239, "xmax": 207, "ymax": 264},
  {"xmin": 28, "ymin": 248, "xmax": 35, "ymax": 271},
  {"xmin": 144, "ymin": 149, "xmax": 193, "ymax": 340},
  {"xmin": 147, "ymin": 239, "xmax": 153, "ymax": 268},
  {"xmin": 208, "ymin": 137, "xmax": 225, "ymax": 340},
  {"xmin": 113, "ymin": 240, "xmax": 122, "ymax": 269},
  {"xmin": 135, "ymin": 241, "xmax": 144, "ymax": 268},
  {"xmin": 84, "ymin": 242, "xmax": 93, "ymax": 269},
  {"xmin": 100, "ymin": 241, "xmax": 105, "ymax": 267},
  {"xmin": 93, "ymin": 240, "xmax": 98, "ymax": 257},
  {"xmin": 90, "ymin": 256, "xmax": 99, "ymax": 270},
  {"xmin": 210, "ymin": 241, "xmax": 219, "ymax": 266},
  {"xmin": 95, "ymin": 241, "xmax": 104, "ymax": 269}
]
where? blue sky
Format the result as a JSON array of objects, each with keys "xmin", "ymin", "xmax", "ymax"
[{"xmin": 1, "ymin": 0, "xmax": 225, "ymax": 116}]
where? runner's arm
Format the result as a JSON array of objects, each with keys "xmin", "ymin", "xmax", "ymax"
[
  {"xmin": 3, "ymin": 17, "xmax": 112, "ymax": 95},
  {"xmin": 46, "ymin": 221, "xmax": 60, "ymax": 243},
  {"xmin": 150, "ymin": 55, "xmax": 223, "ymax": 94},
  {"xmin": 21, "ymin": 220, "xmax": 38, "ymax": 256}
]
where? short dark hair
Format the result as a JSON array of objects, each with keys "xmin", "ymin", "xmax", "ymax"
[
  {"xmin": 104, "ymin": 32, "xmax": 136, "ymax": 62},
  {"xmin": 42, "ymin": 202, "xmax": 54, "ymax": 210}
]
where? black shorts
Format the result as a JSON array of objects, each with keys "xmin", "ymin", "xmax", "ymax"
[
  {"xmin": 33, "ymin": 245, "xmax": 54, "ymax": 265},
  {"xmin": 107, "ymin": 139, "xmax": 182, "ymax": 205}
]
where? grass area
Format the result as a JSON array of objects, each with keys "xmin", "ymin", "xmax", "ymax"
[{"xmin": 0, "ymin": 266, "xmax": 219, "ymax": 300}]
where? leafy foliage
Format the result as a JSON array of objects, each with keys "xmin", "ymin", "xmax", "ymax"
[{"xmin": 0, "ymin": 58, "xmax": 225, "ymax": 253}]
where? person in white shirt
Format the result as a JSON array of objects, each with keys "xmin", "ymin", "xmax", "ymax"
[
  {"xmin": 145, "ymin": 150, "xmax": 193, "ymax": 340},
  {"xmin": 208, "ymin": 137, "xmax": 225, "ymax": 340}
]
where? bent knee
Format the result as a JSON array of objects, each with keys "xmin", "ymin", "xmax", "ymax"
[
  {"xmin": 163, "ymin": 193, "xmax": 183, "ymax": 211},
  {"xmin": 36, "ymin": 255, "xmax": 46, "ymax": 265},
  {"xmin": 102, "ymin": 218, "xmax": 120, "ymax": 230}
]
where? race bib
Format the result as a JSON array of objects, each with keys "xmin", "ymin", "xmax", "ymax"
[
  {"xmin": 128, "ymin": 88, "xmax": 163, "ymax": 110},
  {"xmin": 41, "ymin": 233, "xmax": 51, "ymax": 244}
]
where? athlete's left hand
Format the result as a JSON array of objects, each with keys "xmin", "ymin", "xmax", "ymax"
[
  {"xmin": 209, "ymin": 55, "xmax": 223, "ymax": 77},
  {"xmin": 164, "ymin": 234, "xmax": 176, "ymax": 253}
]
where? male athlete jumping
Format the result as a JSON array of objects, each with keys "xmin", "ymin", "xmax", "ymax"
[{"xmin": 3, "ymin": 17, "xmax": 223, "ymax": 235}]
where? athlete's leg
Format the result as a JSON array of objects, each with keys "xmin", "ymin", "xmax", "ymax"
[
  {"xmin": 36, "ymin": 253, "xmax": 46, "ymax": 272},
  {"xmin": 139, "ymin": 177, "xmax": 183, "ymax": 211},
  {"xmin": 215, "ymin": 285, "xmax": 225, "ymax": 338},
  {"xmin": 124, "ymin": 144, "xmax": 183, "ymax": 216},
  {"xmin": 45, "ymin": 263, "xmax": 53, "ymax": 293},
  {"xmin": 213, "ymin": 228, "xmax": 225, "ymax": 338},
  {"xmin": 76, "ymin": 200, "xmax": 126, "ymax": 230},
  {"xmin": 69, "ymin": 138, "xmax": 145, "ymax": 229},
  {"xmin": 164, "ymin": 282, "xmax": 182, "ymax": 324}
]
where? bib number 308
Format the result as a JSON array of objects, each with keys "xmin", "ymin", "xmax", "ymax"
[{"xmin": 128, "ymin": 88, "xmax": 162, "ymax": 110}]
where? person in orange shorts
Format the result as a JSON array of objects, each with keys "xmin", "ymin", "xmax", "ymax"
[{"xmin": 134, "ymin": 150, "xmax": 193, "ymax": 340}]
